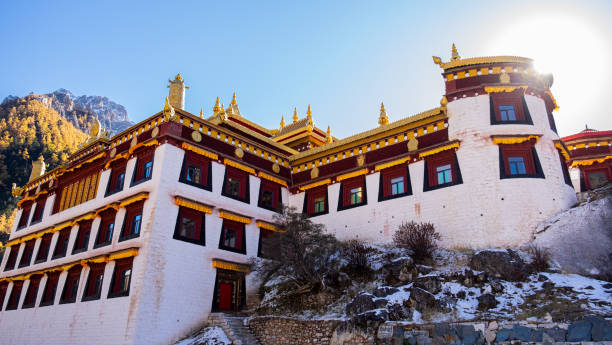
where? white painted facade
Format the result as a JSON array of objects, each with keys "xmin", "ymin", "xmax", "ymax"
[{"xmin": 287, "ymin": 94, "xmax": 577, "ymax": 248}]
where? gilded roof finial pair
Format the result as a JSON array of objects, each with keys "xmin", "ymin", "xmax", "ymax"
[
  {"xmin": 213, "ymin": 92, "xmax": 239, "ymax": 117},
  {"xmin": 432, "ymin": 43, "xmax": 461, "ymax": 66}
]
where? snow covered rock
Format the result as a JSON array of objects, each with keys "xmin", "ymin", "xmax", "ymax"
[
  {"xmin": 346, "ymin": 293, "xmax": 376, "ymax": 316},
  {"xmin": 408, "ymin": 286, "xmax": 439, "ymax": 312},
  {"xmin": 476, "ymin": 293, "xmax": 497, "ymax": 310},
  {"xmin": 413, "ymin": 275, "xmax": 442, "ymax": 294},
  {"xmin": 383, "ymin": 257, "xmax": 417, "ymax": 285},
  {"xmin": 469, "ymin": 249, "xmax": 528, "ymax": 281}
]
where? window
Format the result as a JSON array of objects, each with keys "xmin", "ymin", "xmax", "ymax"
[
  {"xmin": 489, "ymin": 92, "xmax": 533, "ymax": 125},
  {"xmin": 587, "ymin": 171, "xmax": 608, "ymax": 190},
  {"xmin": 17, "ymin": 204, "xmax": 31, "ymax": 229},
  {"xmin": 106, "ymin": 163, "xmax": 126, "ymax": 196},
  {"xmin": 218, "ymin": 220, "xmax": 246, "ymax": 254},
  {"xmin": 498, "ymin": 143, "xmax": 544, "ymax": 179},
  {"xmin": 258, "ymin": 229, "xmax": 280, "ymax": 259},
  {"xmin": 22, "ymin": 274, "xmax": 42, "ymax": 309},
  {"xmin": 108, "ymin": 258, "xmax": 133, "ymax": 298},
  {"xmin": 119, "ymin": 202, "xmax": 144, "ymax": 241},
  {"xmin": 0, "ymin": 282, "xmax": 8, "ymax": 310},
  {"xmin": 424, "ymin": 150, "xmax": 463, "ymax": 191},
  {"xmin": 222, "ymin": 167, "xmax": 249, "ymax": 203},
  {"xmin": 258, "ymin": 180, "xmax": 282, "ymax": 211},
  {"xmin": 54, "ymin": 171, "xmax": 100, "ymax": 213},
  {"xmin": 132, "ymin": 149, "xmax": 154, "ymax": 185},
  {"xmin": 35, "ymin": 233, "xmax": 53, "ymax": 263},
  {"xmin": 95, "ymin": 210, "xmax": 116, "ymax": 247},
  {"xmin": 72, "ymin": 220, "xmax": 92, "ymax": 254},
  {"xmin": 303, "ymin": 186, "xmax": 328, "ymax": 217},
  {"xmin": 173, "ymin": 206, "xmax": 205, "ymax": 245},
  {"xmin": 18, "ymin": 240, "xmax": 35, "ymax": 268},
  {"xmin": 4, "ymin": 246, "xmax": 19, "ymax": 271},
  {"xmin": 60, "ymin": 265, "xmax": 82, "ymax": 304},
  {"xmin": 379, "ymin": 165, "xmax": 412, "ymax": 201},
  {"xmin": 39, "ymin": 272, "xmax": 60, "ymax": 307},
  {"xmin": 338, "ymin": 176, "xmax": 367, "ymax": 211},
  {"xmin": 436, "ymin": 164, "xmax": 453, "ymax": 184},
  {"xmin": 499, "ymin": 105, "xmax": 516, "ymax": 121},
  {"xmin": 52, "ymin": 228, "xmax": 71, "ymax": 259},
  {"xmin": 179, "ymin": 151, "xmax": 211, "ymax": 190},
  {"xmin": 5, "ymin": 281, "xmax": 23, "ymax": 310},
  {"xmin": 82, "ymin": 263, "xmax": 105, "ymax": 301},
  {"xmin": 557, "ymin": 151, "xmax": 573, "ymax": 186},
  {"xmin": 31, "ymin": 196, "xmax": 47, "ymax": 224}
]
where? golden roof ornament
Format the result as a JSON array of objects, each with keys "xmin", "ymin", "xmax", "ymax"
[
  {"xmin": 306, "ymin": 104, "xmax": 312, "ymax": 119},
  {"xmin": 226, "ymin": 104, "xmax": 234, "ymax": 116},
  {"xmin": 231, "ymin": 92, "xmax": 237, "ymax": 105},
  {"xmin": 28, "ymin": 155, "xmax": 46, "ymax": 182},
  {"xmin": 293, "ymin": 107, "xmax": 298, "ymax": 123},
  {"xmin": 199, "ymin": 108, "xmax": 204, "ymax": 118},
  {"xmin": 163, "ymin": 97, "xmax": 176, "ymax": 121},
  {"xmin": 326, "ymin": 126, "xmax": 333, "ymax": 143},
  {"xmin": 213, "ymin": 97, "xmax": 222, "ymax": 115},
  {"xmin": 175, "ymin": 73, "xmax": 183, "ymax": 82},
  {"xmin": 440, "ymin": 96, "xmax": 448, "ymax": 114},
  {"xmin": 280, "ymin": 115, "xmax": 285, "ymax": 128},
  {"xmin": 451, "ymin": 43, "xmax": 460, "ymax": 61},
  {"xmin": 229, "ymin": 92, "xmax": 241, "ymax": 116},
  {"xmin": 378, "ymin": 102, "xmax": 389, "ymax": 126}
]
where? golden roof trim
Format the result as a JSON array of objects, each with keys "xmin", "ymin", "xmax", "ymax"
[
  {"xmin": 484, "ymin": 85, "xmax": 528, "ymax": 93},
  {"xmin": 571, "ymin": 155, "xmax": 612, "ymax": 167},
  {"xmin": 298, "ymin": 179, "xmax": 332, "ymax": 191},
  {"xmin": 374, "ymin": 156, "xmax": 411, "ymax": 172},
  {"xmin": 336, "ymin": 169, "xmax": 369, "ymax": 182},
  {"xmin": 182, "ymin": 143, "xmax": 219, "ymax": 160},
  {"xmin": 218, "ymin": 210, "xmax": 252, "ymax": 224},
  {"xmin": 554, "ymin": 142, "xmax": 570, "ymax": 161},
  {"xmin": 256, "ymin": 220, "xmax": 286, "ymax": 233},
  {"xmin": 212, "ymin": 259, "xmax": 251, "ymax": 273},
  {"xmin": 221, "ymin": 116, "xmax": 298, "ymax": 155},
  {"xmin": 491, "ymin": 135, "xmax": 541, "ymax": 145},
  {"xmin": 223, "ymin": 158, "xmax": 256, "ymax": 175},
  {"xmin": 118, "ymin": 192, "xmax": 149, "ymax": 208},
  {"xmin": 257, "ymin": 172, "xmax": 288, "ymax": 187},
  {"xmin": 419, "ymin": 142, "xmax": 460, "ymax": 158},
  {"xmin": 174, "ymin": 196, "xmax": 213, "ymax": 214},
  {"xmin": 436, "ymin": 56, "xmax": 533, "ymax": 70}
]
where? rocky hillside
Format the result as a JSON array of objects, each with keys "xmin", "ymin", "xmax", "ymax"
[{"xmin": 2, "ymin": 89, "xmax": 133, "ymax": 135}]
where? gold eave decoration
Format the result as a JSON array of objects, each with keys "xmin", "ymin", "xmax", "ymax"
[
  {"xmin": 436, "ymin": 56, "xmax": 533, "ymax": 70},
  {"xmin": 16, "ymin": 190, "xmax": 48, "ymax": 207},
  {"xmin": 419, "ymin": 142, "xmax": 460, "ymax": 158},
  {"xmin": 491, "ymin": 135, "xmax": 540, "ymax": 145},
  {"xmin": 218, "ymin": 210, "xmax": 252, "ymax": 224},
  {"xmin": 104, "ymin": 152, "xmax": 130, "ymax": 169},
  {"xmin": 571, "ymin": 155, "xmax": 612, "ymax": 167},
  {"xmin": 336, "ymin": 169, "xmax": 369, "ymax": 182},
  {"xmin": 119, "ymin": 192, "xmax": 149, "ymax": 208},
  {"xmin": 0, "ymin": 248, "xmax": 139, "ymax": 282},
  {"xmin": 298, "ymin": 179, "xmax": 332, "ymax": 191},
  {"xmin": 56, "ymin": 152, "xmax": 107, "ymax": 177},
  {"xmin": 256, "ymin": 220, "xmax": 286, "ymax": 233},
  {"xmin": 257, "ymin": 172, "xmax": 288, "ymax": 187},
  {"xmin": 554, "ymin": 142, "xmax": 570, "ymax": 161},
  {"xmin": 545, "ymin": 91, "xmax": 560, "ymax": 111},
  {"xmin": 212, "ymin": 259, "xmax": 251, "ymax": 273},
  {"xmin": 223, "ymin": 158, "xmax": 255, "ymax": 175},
  {"xmin": 128, "ymin": 139, "xmax": 159, "ymax": 155},
  {"xmin": 182, "ymin": 143, "xmax": 219, "ymax": 160},
  {"xmin": 174, "ymin": 196, "xmax": 213, "ymax": 214},
  {"xmin": 374, "ymin": 156, "xmax": 411, "ymax": 172},
  {"xmin": 484, "ymin": 85, "xmax": 528, "ymax": 93}
]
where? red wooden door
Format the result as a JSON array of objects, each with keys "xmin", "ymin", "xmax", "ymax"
[{"xmin": 218, "ymin": 282, "xmax": 233, "ymax": 311}]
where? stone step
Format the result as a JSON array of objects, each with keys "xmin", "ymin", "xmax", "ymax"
[{"xmin": 207, "ymin": 313, "xmax": 260, "ymax": 345}]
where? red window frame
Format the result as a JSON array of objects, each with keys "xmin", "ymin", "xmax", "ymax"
[
  {"xmin": 0, "ymin": 282, "xmax": 8, "ymax": 309},
  {"xmin": 305, "ymin": 185, "xmax": 328, "ymax": 216},
  {"xmin": 60, "ymin": 265, "xmax": 82, "ymax": 304},
  {"xmin": 4, "ymin": 246, "xmax": 19, "ymax": 271},
  {"xmin": 35, "ymin": 233, "xmax": 53, "ymax": 263},
  {"xmin": 339, "ymin": 175, "xmax": 367, "ymax": 209},
  {"xmin": 108, "ymin": 257, "xmax": 133, "ymax": 298},
  {"xmin": 258, "ymin": 180, "xmax": 281, "ymax": 211},
  {"xmin": 95, "ymin": 209, "xmax": 117, "ymax": 247},
  {"xmin": 583, "ymin": 166, "xmax": 611, "ymax": 190},
  {"xmin": 426, "ymin": 151, "xmax": 458, "ymax": 188},
  {"xmin": 106, "ymin": 162, "xmax": 127, "ymax": 196},
  {"xmin": 119, "ymin": 201, "xmax": 144, "ymax": 241},
  {"xmin": 219, "ymin": 220, "xmax": 246, "ymax": 254},
  {"xmin": 82, "ymin": 262, "xmax": 105, "ymax": 301},
  {"xmin": 222, "ymin": 167, "xmax": 249, "ymax": 202},
  {"xmin": 52, "ymin": 228, "xmax": 71, "ymax": 259},
  {"xmin": 18, "ymin": 240, "xmax": 35, "ymax": 268},
  {"xmin": 490, "ymin": 92, "xmax": 528, "ymax": 123},
  {"xmin": 17, "ymin": 202, "xmax": 32, "ymax": 229},
  {"xmin": 499, "ymin": 141, "xmax": 540, "ymax": 178},
  {"xmin": 132, "ymin": 148, "xmax": 154, "ymax": 184},
  {"xmin": 22, "ymin": 274, "xmax": 42, "ymax": 308},
  {"xmin": 72, "ymin": 220, "xmax": 93, "ymax": 254},
  {"xmin": 5, "ymin": 280, "xmax": 23, "ymax": 310},
  {"xmin": 258, "ymin": 229, "xmax": 280, "ymax": 259},
  {"xmin": 179, "ymin": 151, "xmax": 211, "ymax": 190},
  {"xmin": 379, "ymin": 165, "xmax": 411, "ymax": 200},
  {"xmin": 173, "ymin": 206, "xmax": 205, "ymax": 245},
  {"xmin": 31, "ymin": 196, "xmax": 47, "ymax": 224},
  {"xmin": 40, "ymin": 272, "xmax": 60, "ymax": 306}
]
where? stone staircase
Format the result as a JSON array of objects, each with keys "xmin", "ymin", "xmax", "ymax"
[{"xmin": 208, "ymin": 313, "xmax": 260, "ymax": 345}]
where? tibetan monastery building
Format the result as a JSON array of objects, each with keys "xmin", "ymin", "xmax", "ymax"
[
  {"xmin": 562, "ymin": 127, "xmax": 612, "ymax": 191},
  {"xmin": 0, "ymin": 46, "xmax": 578, "ymax": 345}
]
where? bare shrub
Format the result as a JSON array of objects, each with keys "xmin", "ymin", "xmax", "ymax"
[
  {"xmin": 393, "ymin": 221, "xmax": 440, "ymax": 263},
  {"xmin": 529, "ymin": 245, "xmax": 550, "ymax": 272},
  {"xmin": 341, "ymin": 240, "xmax": 373, "ymax": 276}
]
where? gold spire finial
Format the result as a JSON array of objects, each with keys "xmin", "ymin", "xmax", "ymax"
[
  {"xmin": 451, "ymin": 43, "xmax": 460, "ymax": 61},
  {"xmin": 163, "ymin": 97, "xmax": 176, "ymax": 120},
  {"xmin": 213, "ymin": 97, "xmax": 222, "ymax": 115},
  {"xmin": 307, "ymin": 104, "xmax": 312, "ymax": 118},
  {"xmin": 164, "ymin": 97, "xmax": 172, "ymax": 112},
  {"xmin": 280, "ymin": 115, "xmax": 285, "ymax": 128},
  {"xmin": 326, "ymin": 125, "xmax": 333, "ymax": 143},
  {"xmin": 440, "ymin": 96, "xmax": 448, "ymax": 106},
  {"xmin": 175, "ymin": 73, "xmax": 183, "ymax": 82},
  {"xmin": 231, "ymin": 92, "xmax": 237, "ymax": 105},
  {"xmin": 200, "ymin": 108, "xmax": 204, "ymax": 118},
  {"xmin": 378, "ymin": 102, "xmax": 389, "ymax": 126},
  {"xmin": 226, "ymin": 104, "xmax": 234, "ymax": 116},
  {"xmin": 293, "ymin": 107, "xmax": 298, "ymax": 123}
]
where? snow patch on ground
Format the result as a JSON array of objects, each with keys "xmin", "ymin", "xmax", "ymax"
[{"xmin": 175, "ymin": 327, "xmax": 231, "ymax": 345}]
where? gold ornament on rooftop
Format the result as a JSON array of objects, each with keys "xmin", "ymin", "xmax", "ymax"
[
  {"xmin": 272, "ymin": 163, "xmax": 280, "ymax": 174},
  {"xmin": 235, "ymin": 148, "xmax": 244, "ymax": 159},
  {"xmin": 293, "ymin": 107, "xmax": 298, "ymax": 123},
  {"xmin": 192, "ymin": 130, "xmax": 202, "ymax": 143},
  {"xmin": 163, "ymin": 97, "xmax": 176, "ymax": 121},
  {"xmin": 280, "ymin": 115, "xmax": 285, "ymax": 128},
  {"xmin": 326, "ymin": 126, "xmax": 333, "ymax": 143},
  {"xmin": 378, "ymin": 102, "xmax": 389, "ymax": 126},
  {"xmin": 407, "ymin": 137, "xmax": 419, "ymax": 152},
  {"xmin": 451, "ymin": 43, "xmax": 460, "ymax": 61},
  {"xmin": 310, "ymin": 166, "xmax": 319, "ymax": 179},
  {"xmin": 213, "ymin": 97, "xmax": 222, "ymax": 115}
]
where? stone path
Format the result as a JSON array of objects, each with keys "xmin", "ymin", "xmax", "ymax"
[{"xmin": 208, "ymin": 313, "xmax": 261, "ymax": 345}]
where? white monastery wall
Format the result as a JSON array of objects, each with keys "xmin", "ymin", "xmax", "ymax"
[{"xmin": 287, "ymin": 94, "xmax": 576, "ymax": 249}]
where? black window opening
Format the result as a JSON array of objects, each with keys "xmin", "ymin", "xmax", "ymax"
[
  {"xmin": 94, "ymin": 211, "xmax": 116, "ymax": 248},
  {"xmin": 39, "ymin": 272, "xmax": 60, "ymax": 307},
  {"xmin": 119, "ymin": 202, "xmax": 144, "ymax": 242},
  {"xmin": 218, "ymin": 220, "xmax": 246, "ymax": 254},
  {"xmin": 30, "ymin": 197, "xmax": 47, "ymax": 224},
  {"xmin": 221, "ymin": 167, "xmax": 250, "ymax": 204},
  {"xmin": 108, "ymin": 258, "xmax": 133, "ymax": 298},
  {"xmin": 258, "ymin": 180, "xmax": 282, "ymax": 212},
  {"xmin": 258, "ymin": 229, "xmax": 281, "ymax": 259},
  {"xmin": 60, "ymin": 266, "xmax": 82, "ymax": 304},
  {"xmin": 82, "ymin": 263, "xmax": 105, "ymax": 302},
  {"xmin": 17, "ymin": 205, "xmax": 31, "ymax": 229},
  {"xmin": 52, "ymin": 228, "xmax": 71, "ymax": 260},
  {"xmin": 18, "ymin": 241, "xmax": 35, "ymax": 268},
  {"xmin": 35, "ymin": 234, "xmax": 53, "ymax": 264},
  {"xmin": 173, "ymin": 206, "xmax": 206, "ymax": 246},
  {"xmin": 5, "ymin": 281, "xmax": 23, "ymax": 310},
  {"xmin": 179, "ymin": 152, "xmax": 212, "ymax": 191},
  {"xmin": 72, "ymin": 220, "xmax": 92, "ymax": 254},
  {"xmin": 131, "ymin": 149, "xmax": 155, "ymax": 186},
  {"xmin": 105, "ymin": 163, "xmax": 127, "ymax": 196},
  {"xmin": 3, "ymin": 246, "xmax": 19, "ymax": 271},
  {"xmin": 22, "ymin": 275, "xmax": 42, "ymax": 309}
]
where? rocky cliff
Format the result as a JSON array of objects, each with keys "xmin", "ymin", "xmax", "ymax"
[{"xmin": 2, "ymin": 89, "xmax": 133, "ymax": 135}]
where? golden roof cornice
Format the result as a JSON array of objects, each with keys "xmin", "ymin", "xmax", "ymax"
[{"xmin": 434, "ymin": 55, "xmax": 533, "ymax": 70}]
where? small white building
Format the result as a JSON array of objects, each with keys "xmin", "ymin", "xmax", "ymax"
[{"xmin": 0, "ymin": 48, "xmax": 577, "ymax": 344}]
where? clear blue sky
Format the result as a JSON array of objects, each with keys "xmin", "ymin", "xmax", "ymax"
[{"xmin": 1, "ymin": 0, "xmax": 611, "ymax": 138}]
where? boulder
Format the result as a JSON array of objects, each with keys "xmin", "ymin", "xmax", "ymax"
[
  {"xmin": 477, "ymin": 293, "xmax": 497, "ymax": 310},
  {"xmin": 413, "ymin": 275, "xmax": 442, "ymax": 294},
  {"xmin": 373, "ymin": 286, "xmax": 399, "ymax": 298},
  {"xmin": 346, "ymin": 293, "xmax": 376, "ymax": 315},
  {"xmin": 489, "ymin": 279, "xmax": 504, "ymax": 294},
  {"xmin": 387, "ymin": 303, "xmax": 411, "ymax": 321},
  {"xmin": 469, "ymin": 249, "xmax": 529, "ymax": 281},
  {"xmin": 352, "ymin": 309, "xmax": 389, "ymax": 334},
  {"xmin": 384, "ymin": 257, "xmax": 417, "ymax": 285},
  {"xmin": 374, "ymin": 298, "xmax": 388, "ymax": 309},
  {"xmin": 408, "ymin": 287, "xmax": 439, "ymax": 311},
  {"xmin": 324, "ymin": 271, "xmax": 351, "ymax": 289}
]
